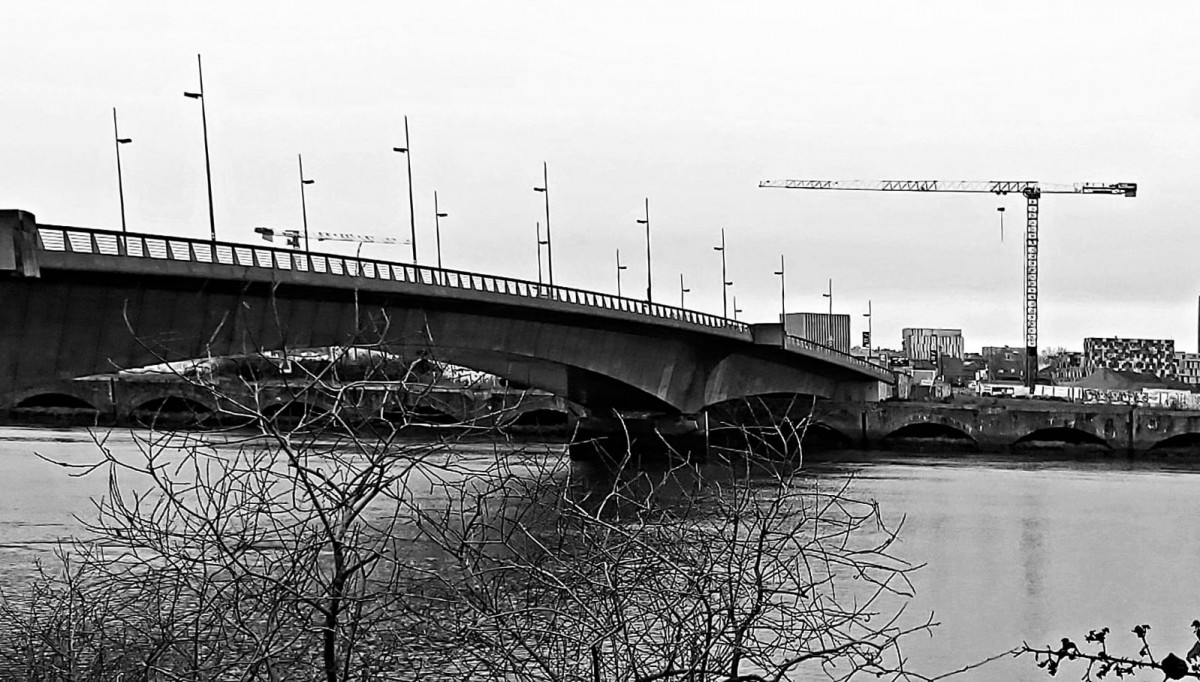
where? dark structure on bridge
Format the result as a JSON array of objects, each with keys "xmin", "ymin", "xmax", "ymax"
[{"xmin": 0, "ymin": 210, "xmax": 892, "ymax": 416}]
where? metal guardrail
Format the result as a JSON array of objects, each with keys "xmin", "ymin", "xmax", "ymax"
[
  {"xmin": 784, "ymin": 334, "xmax": 894, "ymax": 380},
  {"xmin": 34, "ymin": 224, "xmax": 894, "ymax": 380},
  {"xmin": 36, "ymin": 225, "xmax": 746, "ymax": 332}
]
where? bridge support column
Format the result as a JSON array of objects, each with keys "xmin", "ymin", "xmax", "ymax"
[
  {"xmin": 570, "ymin": 414, "xmax": 708, "ymax": 467},
  {"xmin": 0, "ymin": 210, "xmax": 41, "ymax": 277},
  {"xmin": 1127, "ymin": 408, "xmax": 1136, "ymax": 456}
]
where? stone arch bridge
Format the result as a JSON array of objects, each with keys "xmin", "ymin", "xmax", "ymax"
[
  {"xmin": 7, "ymin": 376, "xmax": 581, "ymax": 428},
  {"xmin": 798, "ymin": 400, "xmax": 1200, "ymax": 453}
]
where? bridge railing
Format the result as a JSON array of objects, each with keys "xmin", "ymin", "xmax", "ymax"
[
  {"xmin": 784, "ymin": 334, "xmax": 894, "ymax": 379},
  {"xmin": 36, "ymin": 225, "xmax": 749, "ymax": 333}
]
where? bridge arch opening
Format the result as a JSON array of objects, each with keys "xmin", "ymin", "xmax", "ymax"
[
  {"xmin": 703, "ymin": 394, "xmax": 841, "ymax": 460},
  {"xmin": 131, "ymin": 396, "xmax": 214, "ymax": 425},
  {"xmin": 1013, "ymin": 427, "xmax": 1111, "ymax": 450},
  {"xmin": 14, "ymin": 393, "xmax": 99, "ymax": 412},
  {"xmin": 1148, "ymin": 433, "xmax": 1200, "ymax": 453},
  {"xmin": 882, "ymin": 422, "xmax": 976, "ymax": 451},
  {"xmin": 262, "ymin": 401, "xmax": 333, "ymax": 426},
  {"xmin": 402, "ymin": 405, "xmax": 460, "ymax": 426},
  {"xmin": 704, "ymin": 393, "xmax": 822, "ymax": 425},
  {"xmin": 508, "ymin": 408, "xmax": 571, "ymax": 428},
  {"xmin": 801, "ymin": 422, "xmax": 852, "ymax": 449}
]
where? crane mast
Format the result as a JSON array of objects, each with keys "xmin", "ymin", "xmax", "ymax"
[{"xmin": 760, "ymin": 179, "xmax": 1136, "ymax": 390}]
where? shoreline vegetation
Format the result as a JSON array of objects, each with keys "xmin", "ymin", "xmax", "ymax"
[{"xmin": 0, "ymin": 350, "xmax": 950, "ymax": 681}]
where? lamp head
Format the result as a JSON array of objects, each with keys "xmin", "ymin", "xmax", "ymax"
[
  {"xmin": 183, "ymin": 92, "xmax": 202, "ymax": 99},
  {"xmin": 117, "ymin": 138, "xmax": 132, "ymax": 144},
  {"xmin": 393, "ymin": 147, "xmax": 408, "ymax": 153}
]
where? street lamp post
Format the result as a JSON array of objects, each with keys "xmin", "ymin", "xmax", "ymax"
[
  {"xmin": 615, "ymin": 248, "xmax": 628, "ymax": 297},
  {"xmin": 536, "ymin": 221, "xmax": 548, "ymax": 287},
  {"xmin": 297, "ymin": 154, "xmax": 314, "ymax": 252},
  {"xmin": 434, "ymin": 191, "xmax": 448, "ymax": 270},
  {"xmin": 111, "ymin": 108, "xmax": 132, "ymax": 235},
  {"xmin": 635, "ymin": 198, "xmax": 651, "ymax": 302},
  {"xmin": 774, "ymin": 255, "xmax": 786, "ymax": 336},
  {"xmin": 733, "ymin": 295, "xmax": 743, "ymax": 321},
  {"xmin": 183, "ymin": 53, "xmax": 216, "ymax": 243},
  {"xmin": 679, "ymin": 273, "xmax": 690, "ymax": 308},
  {"xmin": 997, "ymin": 206, "xmax": 1006, "ymax": 242},
  {"xmin": 823, "ymin": 278, "xmax": 833, "ymax": 315},
  {"xmin": 863, "ymin": 299, "xmax": 873, "ymax": 360},
  {"xmin": 714, "ymin": 228, "xmax": 732, "ymax": 318},
  {"xmin": 391, "ymin": 116, "xmax": 418, "ymax": 263},
  {"xmin": 533, "ymin": 163, "xmax": 553, "ymax": 287}
]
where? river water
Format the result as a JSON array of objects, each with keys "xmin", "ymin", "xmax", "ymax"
[{"xmin": 1, "ymin": 425, "xmax": 1198, "ymax": 680}]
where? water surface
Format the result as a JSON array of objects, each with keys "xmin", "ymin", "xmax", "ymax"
[{"xmin": 1, "ymin": 427, "xmax": 1197, "ymax": 680}]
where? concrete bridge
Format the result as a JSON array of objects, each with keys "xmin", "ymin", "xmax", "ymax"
[
  {"xmin": 716, "ymin": 398, "xmax": 1200, "ymax": 453},
  {"xmin": 0, "ymin": 209, "xmax": 892, "ymax": 415}
]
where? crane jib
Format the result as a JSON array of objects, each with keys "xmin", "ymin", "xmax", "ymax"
[{"xmin": 759, "ymin": 179, "xmax": 1136, "ymax": 197}]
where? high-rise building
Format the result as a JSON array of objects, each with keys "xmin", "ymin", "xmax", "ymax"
[
  {"xmin": 902, "ymin": 328, "xmax": 964, "ymax": 361},
  {"xmin": 1176, "ymin": 351, "xmax": 1200, "ymax": 386},
  {"xmin": 1083, "ymin": 337, "xmax": 1177, "ymax": 379},
  {"xmin": 782, "ymin": 313, "xmax": 851, "ymax": 352}
]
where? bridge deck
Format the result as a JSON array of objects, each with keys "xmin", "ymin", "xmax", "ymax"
[{"xmin": 31, "ymin": 223, "xmax": 894, "ymax": 384}]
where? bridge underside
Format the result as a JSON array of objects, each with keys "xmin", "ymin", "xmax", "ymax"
[{"xmin": 0, "ymin": 269, "xmax": 882, "ymax": 414}]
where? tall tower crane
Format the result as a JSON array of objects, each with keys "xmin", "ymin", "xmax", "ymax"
[{"xmin": 759, "ymin": 179, "xmax": 1137, "ymax": 389}]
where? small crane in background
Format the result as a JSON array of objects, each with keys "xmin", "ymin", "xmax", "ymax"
[
  {"xmin": 256, "ymin": 227, "xmax": 403, "ymax": 251},
  {"xmin": 758, "ymin": 179, "xmax": 1137, "ymax": 389},
  {"xmin": 315, "ymin": 232, "xmax": 406, "ymax": 263},
  {"xmin": 314, "ymin": 232, "xmax": 402, "ymax": 246}
]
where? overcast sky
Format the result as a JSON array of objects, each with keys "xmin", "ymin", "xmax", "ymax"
[{"xmin": 4, "ymin": 1, "xmax": 1197, "ymax": 352}]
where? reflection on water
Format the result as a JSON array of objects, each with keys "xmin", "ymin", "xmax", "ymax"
[
  {"xmin": 805, "ymin": 451, "xmax": 1200, "ymax": 680},
  {"xmin": 2, "ymin": 427, "xmax": 1200, "ymax": 679}
]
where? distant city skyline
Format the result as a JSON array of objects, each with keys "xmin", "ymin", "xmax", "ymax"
[{"xmin": 4, "ymin": 2, "xmax": 1197, "ymax": 352}]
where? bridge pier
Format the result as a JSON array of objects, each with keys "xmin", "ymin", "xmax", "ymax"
[
  {"xmin": 0, "ymin": 209, "xmax": 41, "ymax": 278},
  {"xmin": 569, "ymin": 414, "xmax": 709, "ymax": 467}
]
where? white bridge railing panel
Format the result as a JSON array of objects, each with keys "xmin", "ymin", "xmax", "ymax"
[{"xmin": 29, "ymin": 226, "xmax": 872, "ymax": 361}]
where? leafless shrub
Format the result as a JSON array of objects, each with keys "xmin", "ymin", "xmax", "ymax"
[{"xmin": 0, "ymin": 337, "xmax": 963, "ymax": 680}]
